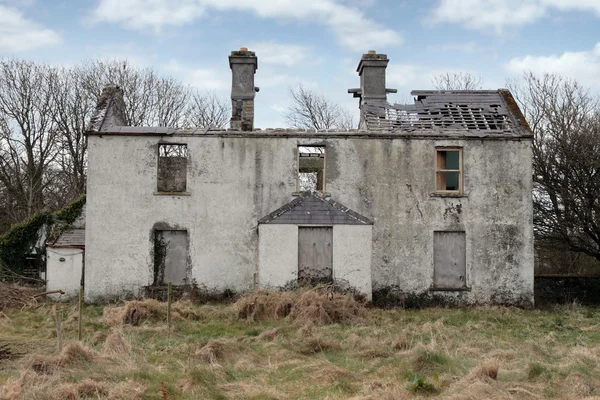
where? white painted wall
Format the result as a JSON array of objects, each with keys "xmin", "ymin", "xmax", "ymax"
[
  {"xmin": 85, "ymin": 133, "xmax": 533, "ymax": 305},
  {"xmin": 258, "ymin": 224, "xmax": 373, "ymax": 299},
  {"xmin": 46, "ymin": 247, "xmax": 83, "ymax": 300},
  {"xmin": 333, "ymin": 225, "xmax": 372, "ymax": 300},
  {"xmin": 258, "ymin": 224, "xmax": 298, "ymax": 289}
]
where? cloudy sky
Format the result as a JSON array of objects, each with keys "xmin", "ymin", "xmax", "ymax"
[{"xmin": 1, "ymin": 0, "xmax": 599, "ymax": 127}]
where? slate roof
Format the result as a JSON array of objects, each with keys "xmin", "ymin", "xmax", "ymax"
[
  {"xmin": 360, "ymin": 89, "xmax": 532, "ymax": 137},
  {"xmin": 47, "ymin": 229, "xmax": 85, "ymax": 248},
  {"xmin": 258, "ymin": 192, "xmax": 373, "ymax": 225}
]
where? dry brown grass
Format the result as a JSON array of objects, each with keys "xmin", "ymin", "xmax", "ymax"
[
  {"xmin": 297, "ymin": 334, "xmax": 341, "ymax": 355},
  {"xmin": 234, "ymin": 290, "xmax": 295, "ymax": 322},
  {"xmin": 2, "ymin": 296, "xmax": 600, "ymax": 399},
  {"xmin": 195, "ymin": 339, "xmax": 224, "ymax": 364},
  {"xmin": 234, "ymin": 288, "xmax": 365, "ymax": 325},
  {"xmin": 102, "ymin": 299, "xmax": 202, "ymax": 326},
  {"xmin": 103, "ymin": 329, "xmax": 130, "ymax": 357},
  {"xmin": 25, "ymin": 342, "xmax": 98, "ymax": 375},
  {"xmin": 54, "ymin": 378, "xmax": 110, "ymax": 399},
  {"xmin": 257, "ymin": 327, "xmax": 280, "ymax": 341},
  {"xmin": 288, "ymin": 289, "xmax": 365, "ymax": 325}
]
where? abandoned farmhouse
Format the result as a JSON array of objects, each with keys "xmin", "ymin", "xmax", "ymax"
[{"xmin": 78, "ymin": 49, "xmax": 534, "ymax": 305}]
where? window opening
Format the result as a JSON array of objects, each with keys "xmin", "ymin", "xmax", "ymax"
[
  {"xmin": 435, "ymin": 148, "xmax": 462, "ymax": 193},
  {"xmin": 298, "ymin": 145, "xmax": 325, "ymax": 191},
  {"xmin": 157, "ymin": 144, "xmax": 188, "ymax": 192}
]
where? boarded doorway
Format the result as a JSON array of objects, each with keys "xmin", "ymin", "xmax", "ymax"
[
  {"xmin": 298, "ymin": 227, "xmax": 333, "ymax": 285},
  {"xmin": 433, "ymin": 231, "xmax": 466, "ymax": 289},
  {"xmin": 154, "ymin": 230, "xmax": 188, "ymax": 285}
]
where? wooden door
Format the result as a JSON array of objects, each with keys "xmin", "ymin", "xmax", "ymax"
[
  {"xmin": 298, "ymin": 227, "xmax": 333, "ymax": 285},
  {"xmin": 433, "ymin": 231, "xmax": 466, "ymax": 289}
]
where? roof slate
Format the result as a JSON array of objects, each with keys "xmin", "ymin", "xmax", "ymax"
[
  {"xmin": 361, "ymin": 89, "xmax": 532, "ymax": 137},
  {"xmin": 47, "ymin": 229, "xmax": 85, "ymax": 248},
  {"xmin": 258, "ymin": 192, "xmax": 373, "ymax": 225}
]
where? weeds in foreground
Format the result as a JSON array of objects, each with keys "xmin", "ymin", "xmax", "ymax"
[
  {"xmin": 406, "ymin": 373, "xmax": 437, "ymax": 394},
  {"xmin": 0, "ymin": 295, "xmax": 600, "ymax": 399}
]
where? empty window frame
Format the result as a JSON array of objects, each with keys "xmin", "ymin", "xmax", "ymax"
[
  {"xmin": 298, "ymin": 145, "xmax": 325, "ymax": 192},
  {"xmin": 157, "ymin": 144, "xmax": 188, "ymax": 192},
  {"xmin": 435, "ymin": 148, "xmax": 462, "ymax": 193},
  {"xmin": 433, "ymin": 231, "xmax": 466, "ymax": 290}
]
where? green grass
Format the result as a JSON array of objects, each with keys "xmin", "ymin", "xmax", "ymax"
[{"xmin": 1, "ymin": 300, "xmax": 600, "ymax": 399}]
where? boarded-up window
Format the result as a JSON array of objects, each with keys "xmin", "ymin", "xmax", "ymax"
[
  {"xmin": 433, "ymin": 231, "xmax": 466, "ymax": 289},
  {"xmin": 298, "ymin": 146, "xmax": 325, "ymax": 191},
  {"xmin": 435, "ymin": 148, "xmax": 462, "ymax": 193},
  {"xmin": 157, "ymin": 144, "xmax": 188, "ymax": 192},
  {"xmin": 153, "ymin": 230, "xmax": 188, "ymax": 285},
  {"xmin": 298, "ymin": 227, "xmax": 333, "ymax": 285}
]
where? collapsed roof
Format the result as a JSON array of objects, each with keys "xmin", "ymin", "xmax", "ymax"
[{"xmin": 359, "ymin": 90, "xmax": 531, "ymax": 137}]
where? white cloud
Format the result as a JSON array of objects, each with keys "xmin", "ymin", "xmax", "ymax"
[
  {"xmin": 91, "ymin": 0, "xmax": 402, "ymax": 51},
  {"xmin": 0, "ymin": 5, "xmax": 61, "ymax": 52},
  {"xmin": 429, "ymin": 0, "xmax": 600, "ymax": 33},
  {"xmin": 163, "ymin": 60, "xmax": 229, "ymax": 91},
  {"xmin": 249, "ymin": 42, "xmax": 311, "ymax": 66},
  {"xmin": 429, "ymin": 41, "xmax": 483, "ymax": 54},
  {"xmin": 506, "ymin": 43, "xmax": 600, "ymax": 86}
]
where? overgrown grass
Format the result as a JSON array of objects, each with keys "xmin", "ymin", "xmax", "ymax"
[{"xmin": 1, "ymin": 297, "xmax": 600, "ymax": 399}]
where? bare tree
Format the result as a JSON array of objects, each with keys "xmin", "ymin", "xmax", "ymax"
[
  {"xmin": 48, "ymin": 66, "xmax": 94, "ymax": 204},
  {"xmin": 432, "ymin": 72, "xmax": 483, "ymax": 91},
  {"xmin": 0, "ymin": 60, "xmax": 59, "ymax": 222},
  {"xmin": 285, "ymin": 84, "xmax": 354, "ymax": 130},
  {"xmin": 78, "ymin": 60, "xmax": 192, "ymax": 127},
  {"xmin": 186, "ymin": 91, "xmax": 230, "ymax": 128},
  {"xmin": 508, "ymin": 72, "xmax": 600, "ymax": 262},
  {"xmin": 0, "ymin": 58, "xmax": 231, "ymax": 234}
]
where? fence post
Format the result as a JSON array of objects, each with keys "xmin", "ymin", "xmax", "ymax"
[
  {"xmin": 56, "ymin": 309, "xmax": 63, "ymax": 352},
  {"xmin": 78, "ymin": 287, "xmax": 84, "ymax": 341},
  {"xmin": 167, "ymin": 282, "xmax": 172, "ymax": 333}
]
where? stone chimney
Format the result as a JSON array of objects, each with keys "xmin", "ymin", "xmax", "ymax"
[
  {"xmin": 229, "ymin": 48, "xmax": 259, "ymax": 131},
  {"xmin": 86, "ymin": 84, "xmax": 127, "ymax": 133},
  {"xmin": 349, "ymin": 50, "xmax": 396, "ymax": 105}
]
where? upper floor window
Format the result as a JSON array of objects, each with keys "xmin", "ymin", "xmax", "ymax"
[
  {"xmin": 298, "ymin": 145, "xmax": 325, "ymax": 192},
  {"xmin": 435, "ymin": 148, "xmax": 462, "ymax": 194},
  {"xmin": 157, "ymin": 144, "xmax": 188, "ymax": 193}
]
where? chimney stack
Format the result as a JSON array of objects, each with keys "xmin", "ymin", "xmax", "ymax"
[
  {"xmin": 357, "ymin": 50, "xmax": 395, "ymax": 102},
  {"xmin": 86, "ymin": 84, "xmax": 127, "ymax": 133},
  {"xmin": 229, "ymin": 48, "xmax": 259, "ymax": 131}
]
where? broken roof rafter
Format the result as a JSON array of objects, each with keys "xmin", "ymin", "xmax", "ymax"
[{"xmin": 361, "ymin": 89, "xmax": 532, "ymax": 137}]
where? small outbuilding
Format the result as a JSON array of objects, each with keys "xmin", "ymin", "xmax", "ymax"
[{"xmin": 46, "ymin": 229, "xmax": 85, "ymax": 299}]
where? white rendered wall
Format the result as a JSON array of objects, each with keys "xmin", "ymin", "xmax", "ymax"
[
  {"xmin": 46, "ymin": 247, "xmax": 83, "ymax": 300},
  {"xmin": 85, "ymin": 134, "xmax": 533, "ymax": 305},
  {"xmin": 333, "ymin": 225, "xmax": 373, "ymax": 300},
  {"xmin": 257, "ymin": 224, "xmax": 298, "ymax": 289}
]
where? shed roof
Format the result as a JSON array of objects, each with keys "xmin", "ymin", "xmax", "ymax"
[
  {"xmin": 47, "ymin": 229, "xmax": 85, "ymax": 248},
  {"xmin": 259, "ymin": 192, "xmax": 373, "ymax": 225}
]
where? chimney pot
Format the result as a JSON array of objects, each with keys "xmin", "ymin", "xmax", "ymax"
[
  {"xmin": 240, "ymin": 47, "xmax": 248, "ymax": 51},
  {"xmin": 368, "ymin": 50, "xmax": 376, "ymax": 54}
]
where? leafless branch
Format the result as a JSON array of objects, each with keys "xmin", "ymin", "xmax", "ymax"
[{"xmin": 285, "ymin": 84, "xmax": 354, "ymax": 130}]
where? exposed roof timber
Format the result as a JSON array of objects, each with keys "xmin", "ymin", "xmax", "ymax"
[{"xmin": 361, "ymin": 89, "xmax": 532, "ymax": 137}]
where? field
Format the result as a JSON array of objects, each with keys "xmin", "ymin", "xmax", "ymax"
[{"xmin": 1, "ymin": 289, "xmax": 600, "ymax": 399}]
